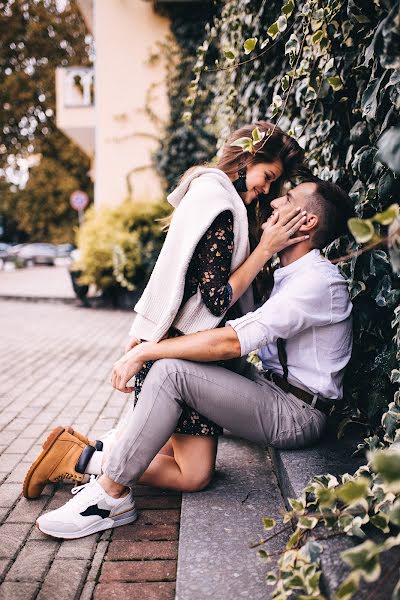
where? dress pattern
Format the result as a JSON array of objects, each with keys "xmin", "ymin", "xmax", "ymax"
[{"xmin": 134, "ymin": 210, "xmax": 237, "ymax": 437}]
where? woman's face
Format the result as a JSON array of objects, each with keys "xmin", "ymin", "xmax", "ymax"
[{"xmin": 240, "ymin": 160, "xmax": 284, "ymax": 205}]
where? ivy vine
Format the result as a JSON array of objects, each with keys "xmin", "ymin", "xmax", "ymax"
[{"xmin": 161, "ymin": 0, "xmax": 400, "ymax": 596}]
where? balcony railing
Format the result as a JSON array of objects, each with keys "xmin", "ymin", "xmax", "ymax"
[{"xmin": 62, "ymin": 66, "xmax": 94, "ymax": 108}]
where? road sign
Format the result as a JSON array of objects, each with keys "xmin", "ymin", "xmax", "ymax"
[{"xmin": 70, "ymin": 190, "xmax": 89, "ymax": 212}]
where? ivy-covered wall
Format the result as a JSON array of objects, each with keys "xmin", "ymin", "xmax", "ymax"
[{"xmin": 162, "ymin": 0, "xmax": 400, "ymax": 432}]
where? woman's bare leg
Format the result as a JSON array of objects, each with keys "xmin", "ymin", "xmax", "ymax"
[{"xmin": 137, "ymin": 433, "xmax": 218, "ymax": 492}]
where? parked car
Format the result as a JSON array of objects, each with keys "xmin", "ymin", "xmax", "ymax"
[
  {"xmin": 0, "ymin": 243, "xmax": 10, "ymax": 258},
  {"xmin": 56, "ymin": 243, "xmax": 75, "ymax": 258},
  {"xmin": 16, "ymin": 243, "xmax": 57, "ymax": 266}
]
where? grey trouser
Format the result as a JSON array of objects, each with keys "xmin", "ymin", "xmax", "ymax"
[{"xmin": 104, "ymin": 358, "xmax": 327, "ymax": 486}]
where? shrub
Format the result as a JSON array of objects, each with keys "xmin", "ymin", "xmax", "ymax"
[{"xmin": 75, "ymin": 199, "xmax": 170, "ymax": 292}]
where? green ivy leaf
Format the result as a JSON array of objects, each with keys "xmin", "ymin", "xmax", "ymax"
[
  {"xmin": 388, "ymin": 499, "xmax": 400, "ymax": 526},
  {"xmin": 262, "ymin": 517, "xmax": 276, "ymax": 530},
  {"xmin": 243, "ymin": 37, "xmax": 258, "ymax": 55},
  {"xmin": 281, "ymin": 75, "xmax": 290, "ymax": 92},
  {"xmin": 252, "ymin": 127, "xmax": 265, "ymax": 143},
  {"xmin": 298, "ymin": 516, "xmax": 319, "ymax": 530},
  {"xmin": 224, "ymin": 50, "xmax": 236, "ymax": 60},
  {"xmin": 348, "ymin": 218, "xmax": 375, "ymax": 243},
  {"xmin": 328, "ymin": 76, "xmax": 344, "ymax": 91},
  {"xmin": 376, "ymin": 125, "xmax": 400, "ymax": 174},
  {"xmin": 372, "ymin": 204, "xmax": 399, "ymax": 225},
  {"xmin": 301, "ymin": 541, "xmax": 322, "ymax": 563},
  {"xmin": 282, "ymin": 0, "xmax": 295, "ymax": 17},
  {"xmin": 334, "ymin": 571, "xmax": 361, "ymax": 600},
  {"xmin": 266, "ymin": 571, "xmax": 277, "ymax": 585},
  {"xmin": 267, "ymin": 21, "xmax": 279, "ymax": 39},
  {"xmin": 369, "ymin": 448, "xmax": 400, "ymax": 486},
  {"xmin": 370, "ymin": 513, "xmax": 390, "ymax": 533},
  {"xmin": 312, "ymin": 30, "xmax": 325, "ymax": 45},
  {"xmin": 336, "ymin": 478, "xmax": 370, "ymax": 506},
  {"xmin": 230, "ymin": 137, "xmax": 255, "ymax": 154}
]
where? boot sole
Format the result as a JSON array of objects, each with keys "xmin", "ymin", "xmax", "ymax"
[
  {"xmin": 36, "ymin": 508, "xmax": 138, "ymax": 539},
  {"xmin": 22, "ymin": 426, "xmax": 68, "ymax": 499}
]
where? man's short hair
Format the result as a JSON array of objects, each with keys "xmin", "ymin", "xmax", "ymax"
[{"xmin": 305, "ymin": 179, "xmax": 355, "ymax": 249}]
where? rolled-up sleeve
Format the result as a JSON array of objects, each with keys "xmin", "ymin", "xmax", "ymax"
[{"xmin": 226, "ymin": 273, "xmax": 336, "ymax": 356}]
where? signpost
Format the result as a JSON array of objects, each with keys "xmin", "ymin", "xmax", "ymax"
[{"xmin": 70, "ymin": 190, "xmax": 89, "ymax": 225}]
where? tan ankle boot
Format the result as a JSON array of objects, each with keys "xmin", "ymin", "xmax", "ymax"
[{"xmin": 23, "ymin": 426, "xmax": 95, "ymax": 499}]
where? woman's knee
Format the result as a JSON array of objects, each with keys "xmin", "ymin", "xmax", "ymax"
[{"xmin": 181, "ymin": 469, "xmax": 214, "ymax": 493}]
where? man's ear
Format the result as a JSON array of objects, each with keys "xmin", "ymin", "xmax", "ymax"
[{"xmin": 299, "ymin": 212, "xmax": 318, "ymax": 233}]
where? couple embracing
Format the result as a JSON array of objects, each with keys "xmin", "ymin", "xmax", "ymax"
[{"xmin": 23, "ymin": 121, "xmax": 354, "ymax": 539}]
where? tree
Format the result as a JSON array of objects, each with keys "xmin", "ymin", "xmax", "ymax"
[{"xmin": 0, "ymin": 0, "xmax": 93, "ymax": 242}]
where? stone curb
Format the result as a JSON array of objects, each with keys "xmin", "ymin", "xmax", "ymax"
[
  {"xmin": 0, "ymin": 294, "xmax": 77, "ymax": 305},
  {"xmin": 176, "ymin": 436, "xmax": 290, "ymax": 599}
]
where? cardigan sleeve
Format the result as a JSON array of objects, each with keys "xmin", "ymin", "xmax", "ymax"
[{"xmin": 189, "ymin": 210, "xmax": 234, "ymax": 317}]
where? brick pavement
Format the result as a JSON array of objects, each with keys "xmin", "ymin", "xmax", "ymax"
[{"xmin": 0, "ymin": 300, "xmax": 181, "ymax": 600}]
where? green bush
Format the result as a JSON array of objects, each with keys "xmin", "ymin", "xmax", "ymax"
[{"xmin": 75, "ymin": 199, "xmax": 170, "ymax": 292}]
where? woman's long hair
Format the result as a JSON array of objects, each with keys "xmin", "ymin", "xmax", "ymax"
[
  {"xmin": 160, "ymin": 120, "xmax": 310, "ymax": 301},
  {"xmin": 216, "ymin": 120, "xmax": 308, "ymax": 251}
]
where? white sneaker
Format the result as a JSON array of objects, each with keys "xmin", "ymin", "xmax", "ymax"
[{"xmin": 36, "ymin": 476, "xmax": 137, "ymax": 539}]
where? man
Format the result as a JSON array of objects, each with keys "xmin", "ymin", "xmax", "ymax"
[{"xmin": 29, "ymin": 179, "xmax": 354, "ymax": 539}]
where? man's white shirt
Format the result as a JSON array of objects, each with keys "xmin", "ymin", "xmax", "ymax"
[{"xmin": 226, "ymin": 249, "xmax": 353, "ymax": 400}]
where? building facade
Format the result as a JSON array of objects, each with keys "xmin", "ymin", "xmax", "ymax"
[{"xmin": 56, "ymin": 0, "xmax": 171, "ymax": 207}]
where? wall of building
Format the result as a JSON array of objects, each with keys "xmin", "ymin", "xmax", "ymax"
[{"xmin": 94, "ymin": 0, "xmax": 170, "ymax": 207}]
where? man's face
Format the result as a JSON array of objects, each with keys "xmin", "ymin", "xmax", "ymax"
[
  {"xmin": 270, "ymin": 182, "xmax": 316, "ymax": 212},
  {"xmin": 270, "ymin": 182, "xmax": 319, "ymax": 239}
]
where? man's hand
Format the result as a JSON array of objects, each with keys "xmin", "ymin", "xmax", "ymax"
[
  {"xmin": 111, "ymin": 343, "xmax": 153, "ymax": 393},
  {"xmin": 124, "ymin": 336, "xmax": 141, "ymax": 354},
  {"xmin": 259, "ymin": 206, "xmax": 309, "ymax": 256}
]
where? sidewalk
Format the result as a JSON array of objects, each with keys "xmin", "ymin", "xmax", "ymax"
[
  {"xmin": 0, "ymin": 266, "xmax": 76, "ymax": 301},
  {"xmin": 0, "ymin": 300, "xmax": 181, "ymax": 599}
]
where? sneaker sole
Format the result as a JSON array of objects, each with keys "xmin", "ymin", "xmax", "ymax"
[
  {"xmin": 22, "ymin": 426, "xmax": 67, "ymax": 499},
  {"xmin": 36, "ymin": 507, "xmax": 138, "ymax": 539}
]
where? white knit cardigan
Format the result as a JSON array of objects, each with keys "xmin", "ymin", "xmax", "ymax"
[{"xmin": 129, "ymin": 167, "xmax": 254, "ymax": 342}]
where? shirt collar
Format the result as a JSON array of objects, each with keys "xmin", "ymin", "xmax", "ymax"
[{"xmin": 273, "ymin": 249, "xmax": 323, "ymax": 281}]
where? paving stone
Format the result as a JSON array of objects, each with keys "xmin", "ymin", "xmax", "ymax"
[
  {"xmin": 94, "ymin": 582, "xmax": 175, "ymax": 600},
  {"xmin": 3, "ymin": 438, "xmax": 36, "ymax": 455},
  {"xmin": 5, "ymin": 540, "xmax": 58, "ymax": 582},
  {"xmin": 135, "ymin": 496, "xmax": 181, "ymax": 510},
  {"xmin": 0, "ymin": 454, "xmax": 23, "ymax": 474},
  {"xmin": 86, "ymin": 540, "xmax": 109, "ymax": 582},
  {"xmin": 132, "ymin": 485, "xmax": 180, "ymax": 497},
  {"xmin": 56, "ymin": 535, "xmax": 97, "ymax": 560},
  {"xmin": 6, "ymin": 463, "xmax": 31, "ymax": 484},
  {"xmin": 106, "ymin": 540, "xmax": 178, "ymax": 561},
  {"xmin": 112, "ymin": 523, "xmax": 179, "ymax": 542},
  {"xmin": 6, "ymin": 496, "xmax": 49, "ymax": 523},
  {"xmin": 0, "ymin": 581, "xmax": 40, "ymax": 599},
  {"xmin": 0, "ymin": 507, "xmax": 11, "ymax": 524},
  {"xmin": 139, "ymin": 509, "xmax": 180, "ymax": 525},
  {"xmin": 36, "ymin": 559, "xmax": 90, "ymax": 600},
  {"xmin": 0, "ymin": 558, "xmax": 11, "ymax": 582},
  {"xmin": 0, "ymin": 432, "xmax": 19, "ymax": 445},
  {"xmin": 100, "ymin": 560, "xmax": 176, "ymax": 582},
  {"xmin": 0, "ymin": 484, "xmax": 23, "ymax": 508},
  {"xmin": 0, "ymin": 523, "xmax": 31, "ymax": 559}
]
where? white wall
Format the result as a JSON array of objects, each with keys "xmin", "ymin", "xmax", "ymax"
[{"xmin": 94, "ymin": 0, "xmax": 170, "ymax": 207}]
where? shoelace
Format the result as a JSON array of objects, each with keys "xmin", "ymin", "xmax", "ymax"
[
  {"xmin": 71, "ymin": 474, "xmax": 97, "ymax": 496},
  {"xmin": 64, "ymin": 475, "xmax": 104, "ymax": 511}
]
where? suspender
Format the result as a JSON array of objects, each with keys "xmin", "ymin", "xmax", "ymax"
[{"xmin": 276, "ymin": 338, "xmax": 290, "ymax": 392}]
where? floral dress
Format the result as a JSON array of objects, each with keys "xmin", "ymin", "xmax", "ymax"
[{"xmin": 134, "ymin": 210, "xmax": 243, "ymax": 437}]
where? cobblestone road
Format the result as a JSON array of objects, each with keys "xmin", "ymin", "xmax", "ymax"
[{"xmin": 0, "ymin": 300, "xmax": 181, "ymax": 600}]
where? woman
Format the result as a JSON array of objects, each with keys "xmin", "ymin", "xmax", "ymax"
[{"xmin": 23, "ymin": 121, "xmax": 310, "ymax": 499}]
